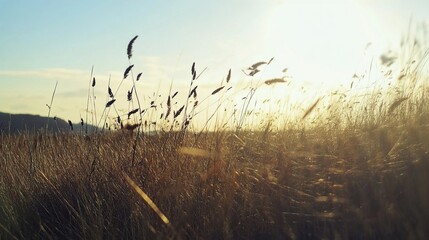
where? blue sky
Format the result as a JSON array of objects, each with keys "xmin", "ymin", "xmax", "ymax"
[{"xmin": 1, "ymin": 0, "xmax": 428, "ymax": 126}]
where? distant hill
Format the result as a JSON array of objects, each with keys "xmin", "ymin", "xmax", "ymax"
[{"xmin": 0, "ymin": 112, "xmax": 98, "ymax": 134}]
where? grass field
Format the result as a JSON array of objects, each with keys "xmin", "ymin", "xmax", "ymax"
[{"xmin": 1, "ymin": 32, "xmax": 429, "ymax": 239}]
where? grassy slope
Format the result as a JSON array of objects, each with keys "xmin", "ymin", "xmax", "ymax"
[{"xmin": 0, "ymin": 117, "xmax": 428, "ymax": 239}]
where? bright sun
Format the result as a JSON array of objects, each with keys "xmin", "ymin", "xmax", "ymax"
[{"xmin": 238, "ymin": 0, "xmax": 381, "ymax": 120}]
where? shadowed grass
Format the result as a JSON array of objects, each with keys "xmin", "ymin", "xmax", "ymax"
[{"xmin": 1, "ymin": 121, "xmax": 428, "ymax": 239}]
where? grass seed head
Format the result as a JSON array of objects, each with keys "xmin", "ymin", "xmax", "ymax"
[{"xmin": 127, "ymin": 35, "xmax": 138, "ymax": 60}]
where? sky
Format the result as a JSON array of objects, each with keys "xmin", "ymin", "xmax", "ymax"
[{"xmin": 0, "ymin": 0, "xmax": 428, "ymax": 128}]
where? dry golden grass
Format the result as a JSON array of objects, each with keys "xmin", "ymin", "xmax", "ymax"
[{"xmin": 0, "ymin": 119, "xmax": 428, "ymax": 239}]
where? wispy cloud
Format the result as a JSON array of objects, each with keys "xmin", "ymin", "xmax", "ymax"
[
  {"xmin": 0, "ymin": 68, "xmax": 91, "ymax": 81},
  {"xmin": 135, "ymin": 56, "xmax": 177, "ymax": 83},
  {"xmin": 0, "ymin": 59, "xmax": 174, "ymax": 85}
]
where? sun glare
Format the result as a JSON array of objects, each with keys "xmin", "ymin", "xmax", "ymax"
[{"xmin": 225, "ymin": 0, "xmax": 380, "ymax": 123}]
